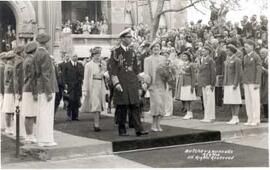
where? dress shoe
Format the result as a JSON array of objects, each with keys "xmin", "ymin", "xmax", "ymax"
[
  {"xmin": 250, "ymin": 122, "xmax": 259, "ymax": 126},
  {"xmin": 226, "ymin": 116, "xmax": 239, "ymax": 125},
  {"xmin": 119, "ymin": 133, "xmax": 129, "ymax": 136},
  {"xmin": 72, "ymin": 118, "xmax": 80, "ymax": 121},
  {"xmin": 244, "ymin": 122, "xmax": 252, "ymax": 126},
  {"xmin": 151, "ymin": 127, "xmax": 159, "ymax": 132},
  {"xmin": 136, "ymin": 131, "xmax": 149, "ymax": 136}
]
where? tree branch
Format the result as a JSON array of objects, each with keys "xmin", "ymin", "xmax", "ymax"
[
  {"xmin": 190, "ymin": 0, "xmax": 206, "ymax": 15},
  {"xmin": 158, "ymin": 0, "xmax": 206, "ymax": 16},
  {"xmin": 147, "ymin": 0, "xmax": 154, "ymax": 21}
]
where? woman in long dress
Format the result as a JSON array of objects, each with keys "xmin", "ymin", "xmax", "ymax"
[
  {"xmin": 144, "ymin": 42, "xmax": 167, "ymax": 132},
  {"xmin": 81, "ymin": 47, "xmax": 106, "ymax": 132},
  {"xmin": 223, "ymin": 44, "xmax": 242, "ymax": 124}
]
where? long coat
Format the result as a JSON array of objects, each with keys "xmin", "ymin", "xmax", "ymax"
[
  {"xmin": 33, "ymin": 47, "xmax": 59, "ymax": 95},
  {"xmin": 243, "ymin": 51, "xmax": 262, "ymax": 85},
  {"xmin": 197, "ymin": 56, "xmax": 216, "ymax": 87},
  {"xmin": 81, "ymin": 60, "xmax": 106, "ymax": 112},
  {"xmin": 144, "ymin": 55, "xmax": 167, "ymax": 116},
  {"xmin": 63, "ymin": 61, "xmax": 84, "ymax": 101},
  {"xmin": 108, "ymin": 46, "xmax": 140, "ymax": 105},
  {"xmin": 13, "ymin": 55, "xmax": 24, "ymax": 96}
]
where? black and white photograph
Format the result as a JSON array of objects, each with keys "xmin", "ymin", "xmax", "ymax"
[{"xmin": 0, "ymin": 0, "xmax": 269, "ymax": 168}]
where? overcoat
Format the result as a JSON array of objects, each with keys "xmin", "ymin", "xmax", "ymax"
[
  {"xmin": 108, "ymin": 46, "xmax": 140, "ymax": 105},
  {"xmin": 33, "ymin": 47, "xmax": 59, "ymax": 95},
  {"xmin": 63, "ymin": 61, "xmax": 84, "ymax": 101}
]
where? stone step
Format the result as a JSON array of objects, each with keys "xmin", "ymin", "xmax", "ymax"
[{"xmin": 20, "ymin": 131, "xmax": 112, "ymax": 161}]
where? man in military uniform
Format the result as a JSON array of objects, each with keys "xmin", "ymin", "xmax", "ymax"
[{"xmin": 109, "ymin": 28, "xmax": 148, "ymax": 136}]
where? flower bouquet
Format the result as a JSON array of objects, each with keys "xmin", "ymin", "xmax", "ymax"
[{"xmin": 156, "ymin": 59, "xmax": 177, "ymax": 87}]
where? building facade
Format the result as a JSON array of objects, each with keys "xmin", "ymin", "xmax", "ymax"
[{"xmin": 0, "ymin": 0, "xmax": 187, "ymax": 60}]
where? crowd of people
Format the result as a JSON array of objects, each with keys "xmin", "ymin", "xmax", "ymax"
[
  {"xmin": 1, "ymin": 25, "xmax": 16, "ymax": 52},
  {"xmin": 0, "ymin": 10, "xmax": 268, "ymax": 146},
  {"xmin": 62, "ymin": 16, "xmax": 109, "ymax": 35}
]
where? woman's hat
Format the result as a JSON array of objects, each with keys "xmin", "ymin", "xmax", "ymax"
[
  {"xmin": 244, "ymin": 39, "xmax": 256, "ymax": 47},
  {"xmin": 150, "ymin": 40, "xmax": 161, "ymax": 50},
  {"xmin": 90, "ymin": 47, "xmax": 102, "ymax": 55},
  {"xmin": 25, "ymin": 41, "xmax": 38, "ymax": 54},
  {"xmin": 14, "ymin": 45, "xmax": 25, "ymax": 54},
  {"xmin": 36, "ymin": 33, "xmax": 51, "ymax": 44},
  {"xmin": 226, "ymin": 44, "xmax": 238, "ymax": 53},
  {"xmin": 119, "ymin": 28, "xmax": 132, "ymax": 38},
  {"xmin": 204, "ymin": 44, "xmax": 213, "ymax": 53}
]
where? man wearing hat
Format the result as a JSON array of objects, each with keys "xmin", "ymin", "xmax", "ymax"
[
  {"xmin": 108, "ymin": 28, "xmax": 148, "ymax": 136},
  {"xmin": 33, "ymin": 33, "xmax": 58, "ymax": 146},
  {"xmin": 0, "ymin": 52, "xmax": 6, "ymax": 131},
  {"xmin": 243, "ymin": 39, "xmax": 262, "ymax": 126},
  {"xmin": 63, "ymin": 53, "xmax": 84, "ymax": 121},
  {"xmin": 197, "ymin": 45, "xmax": 216, "ymax": 123},
  {"xmin": 13, "ymin": 45, "xmax": 26, "ymax": 139},
  {"xmin": 2, "ymin": 51, "xmax": 16, "ymax": 135}
]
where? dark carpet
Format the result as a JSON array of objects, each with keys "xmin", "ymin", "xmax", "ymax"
[
  {"xmin": 54, "ymin": 111, "xmax": 220, "ymax": 152},
  {"xmin": 117, "ymin": 141, "xmax": 269, "ymax": 167}
]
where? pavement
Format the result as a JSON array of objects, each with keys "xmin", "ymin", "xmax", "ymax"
[{"xmin": 1, "ymin": 100, "xmax": 269, "ymax": 168}]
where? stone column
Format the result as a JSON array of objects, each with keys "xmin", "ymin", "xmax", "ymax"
[
  {"xmin": 53, "ymin": 1, "xmax": 62, "ymax": 63},
  {"xmin": 37, "ymin": 1, "xmax": 46, "ymax": 33}
]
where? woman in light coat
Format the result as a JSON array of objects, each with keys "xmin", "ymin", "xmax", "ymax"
[
  {"xmin": 144, "ymin": 42, "xmax": 167, "ymax": 132},
  {"xmin": 81, "ymin": 47, "xmax": 106, "ymax": 132}
]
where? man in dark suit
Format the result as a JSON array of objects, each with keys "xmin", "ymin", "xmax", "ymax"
[
  {"xmin": 55, "ymin": 52, "xmax": 69, "ymax": 113},
  {"xmin": 63, "ymin": 54, "xmax": 84, "ymax": 121},
  {"xmin": 108, "ymin": 28, "xmax": 148, "ymax": 136}
]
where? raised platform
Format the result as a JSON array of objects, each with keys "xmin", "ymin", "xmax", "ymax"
[{"xmin": 12, "ymin": 113, "xmax": 221, "ymax": 161}]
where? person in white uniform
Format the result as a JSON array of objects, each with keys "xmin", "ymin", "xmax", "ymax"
[
  {"xmin": 33, "ymin": 33, "xmax": 59, "ymax": 146},
  {"xmin": 242, "ymin": 40, "xmax": 262, "ymax": 126},
  {"xmin": 197, "ymin": 45, "xmax": 216, "ymax": 123}
]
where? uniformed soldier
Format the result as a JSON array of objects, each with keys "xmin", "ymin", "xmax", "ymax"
[
  {"xmin": 2, "ymin": 51, "xmax": 16, "ymax": 135},
  {"xmin": 34, "ymin": 33, "xmax": 59, "ymax": 146},
  {"xmin": 243, "ymin": 39, "xmax": 262, "ymax": 126},
  {"xmin": 14, "ymin": 45, "xmax": 26, "ymax": 139},
  {"xmin": 108, "ymin": 28, "xmax": 148, "ymax": 136},
  {"xmin": 0, "ymin": 52, "xmax": 6, "ymax": 131}
]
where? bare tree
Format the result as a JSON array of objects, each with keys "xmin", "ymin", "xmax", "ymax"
[
  {"xmin": 147, "ymin": 0, "xmax": 266, "ymax": 41},
  {"xmin": 148, "ymin": 0, "xmax": 206, "ymax": 40}
]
